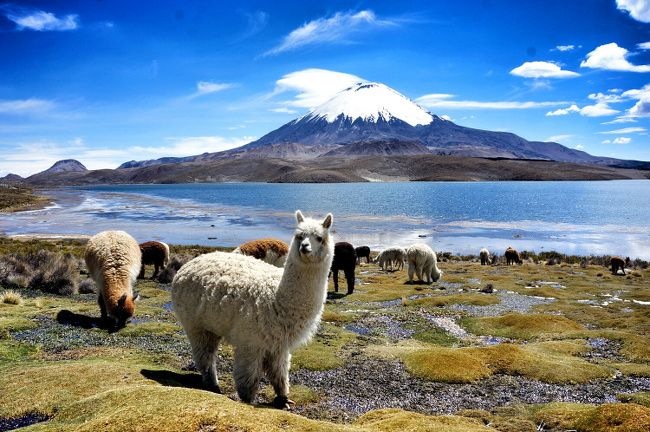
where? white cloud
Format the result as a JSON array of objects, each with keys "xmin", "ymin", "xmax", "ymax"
[
  {"xmin": 580, "ymin": 43, "xmax": 650, "ymax": 72},
  {"xmin": 269, "ymin": 107, "xmax": 298, "ymax": 114},
  {"xmin": 616, "ymin": 0, "xmax": 650, "ymax": 23},
  {"xmin": 575, "ymin": 144, "xmax": 585, "ymax": 150},
  {"xmin": 613, "ymin": 137, "xmax": 632, "ymax": 144},
  {"xmin": 546, "ymin": 134, "xmax": 573, "ymax": 142},
  {"xmin": 599, "ymin": 127, "xmax": 646, "ymax": 134},
  {"xmin": 510, "ymin": 61, "xmax": 579, "ymax": 78},
  {"xmin": 588, "ymin": 92, "xmax": 623, "ymax": 103},
  {"xmin": 601, "ymin": 139, "xmax": 611, "ymax": 144},
  {"xmin": 0, "ymin": 98, "xmax": 56, "ymax": 114},
  {"xmin": 416, "ymin": 94, "xmax": 567, "ymax": 110},
  {"xmin": 0, "ymin": 135, "xmax": 254, "ymax": 177},
  {"xmin": 554, "ymin": 45, "xmax": 576, "ymax": 52},
  {"xmin": 546, "ymin": 104, "xmax": 580, "ymax": 116},
  {"xmin": 638, "ymin": 42, "xmax": 650, "ymax": 50},
  {"xmin": 545, "ymin": 102, "xmax": 619, "ymax": 117},
  {"xmin": 4, "ymin": 8, "xmax": 79, "ymax": 31},
  {"xmin": 601, "ymin": 117, "xmax": 638, "ymax": 124},
  {"xmin": 196, "ymin": 81, "xmax": 232, "ymax": 95},
  {"xmin": 265, "ymin": 10, "xmax": 396, "ymax": 55},
  {"xmin": 580, "ymin": 103, "xmax": 620, "ymax": 117},
  {"xmin": 271, "ymin": 68, "xmax": 363, "ymax": 109}
]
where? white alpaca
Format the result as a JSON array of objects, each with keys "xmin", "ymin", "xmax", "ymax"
[
  {"xmin": 376, "ymin": 247, "xmax": 407, "ymax": 271},
  {"xmin": 172, "ymin": 211, "xmax": 334, "ymax": 409},
  {"xmin": 407, "ymin": 243, "xmax": 443, "ymax": 283},
  {"xmin": 85, "ymin": 230, "xmax": 141, "ymax": 328},
  {"xmin": 479, "ymin": 248, "xmax": 491, "ymax": 266}
]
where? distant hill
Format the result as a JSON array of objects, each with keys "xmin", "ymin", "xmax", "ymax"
[
  {"xmin": 0, "ymin": 173, "xmax": 23, "ymax": 182},
  {"xmin": 44, "ymin": 159, "xmax": 87, "ymax": 174}
]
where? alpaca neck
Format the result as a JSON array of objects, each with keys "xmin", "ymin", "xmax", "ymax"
[{"xmin": 274, "ymin": 255, "xmax": 330, "ymax": 322}]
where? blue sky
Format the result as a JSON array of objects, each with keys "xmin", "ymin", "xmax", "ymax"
[{"xmin": 2, "ymin": 0, "xmax": 650, "ymax": 176}]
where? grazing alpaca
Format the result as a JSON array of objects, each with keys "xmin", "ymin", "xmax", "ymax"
[
  {"xmin": 610, "ymin": 256, "xmax": 628, "ymax": 275},
  {"xmin": 407, "ymin": 244, "xmax": 442, "ymax": 283},
  {"xmin": 376, "ymin": 247, "xmax": 407, "ymax": 271},
  {"xmin": 505, "ymin": 247, "xmax": 521, "ymax": 265},
  {"xmin": 331, "ymin": 242, "xmax": 356, "ymax": 294},
  {"xmin": 355, "ymin": 246, "xmax": 371, "ymax": 264},
  {"xmin": 172, "ymin": 211, "xmax": 334, "ymax": 409},
  {"xmin": 85, "ymin": 231, "xmax": 141, "ymax": 329},
  {"xmin": 233, "ymin": 238, "xmax": 289, "ymax": 267},
  {"xmin": 479, "ymin": 248, "xmax": 491, "ymax": 266},
  {"xmin": 138, "ymin": 241, "xmax": 170, "ymax": 279}
]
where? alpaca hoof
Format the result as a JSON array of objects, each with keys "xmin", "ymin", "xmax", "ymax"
[{"xmin": 272, "ymin": 396, "xmax": 295, "ymax": 410}]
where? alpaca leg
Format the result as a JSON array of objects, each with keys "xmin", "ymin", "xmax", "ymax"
[
  {"xmin": 333, "ymin": 268, "xmax": 339, "ymax": 292},
  {"xmin": 152, "ymin": 263, "xmax": 160, "ymax": 279},
  {"xmin": 415, "ymin": 265, "xmax": 423, "ymax": 281},
  {"xmin": 264, "ymin": 350, "xmax": 294, "ymax": 409},
  {"xmin": 138, "ymin": 264, "xmax": 145, "ymax": 279},
  {"xmin": 345, "ymin": 268, "xmax": 355, "ymax": 294},
  {"xmin": 233, "ymin": 346, "xmax": 263, "ymax": 403},
  {"xmin": 187, "ymin": 328, "xmax": 222, "ymax": 393},
  {"xmin": 98, "ymin": 295, "xmax": 107, "ymax": 320},
  {"xmin": 408, "ymin": 263, "xmax": 414, "ymax": 282}
]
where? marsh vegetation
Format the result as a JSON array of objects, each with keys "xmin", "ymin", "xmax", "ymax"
[{"xmin": 0, "ymin": 238, "xmax": 649, "ymax": 431}]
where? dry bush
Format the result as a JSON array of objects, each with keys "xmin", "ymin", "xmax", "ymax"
[
  {"xmin": 0, "ymin": 250, "xmax": 79, "ymax": 295},
  {"xmin": 0, "ymin": 290, "xmax": 23, "ymax": 305}
]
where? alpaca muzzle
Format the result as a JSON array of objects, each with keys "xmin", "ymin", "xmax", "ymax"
[{"xmin": 300, "ymin": 241, "xmax": 312, "ymax": 254}]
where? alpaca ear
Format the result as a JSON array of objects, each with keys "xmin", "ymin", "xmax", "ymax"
[
  {"xmin": 322, "ymin": 213, "xmax": 333, "ymax": 229},
  {"xmin": 133, "ymin": 291, "xmax": 141, "ymax": 302},
  {"xmin": 295, "ymin": 210, "xmax": 305, "ymax": 224}
]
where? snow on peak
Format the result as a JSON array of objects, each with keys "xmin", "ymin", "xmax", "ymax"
[{"xmin": 306, "ymin": 82, "xmax": 433, "ymax": 127}]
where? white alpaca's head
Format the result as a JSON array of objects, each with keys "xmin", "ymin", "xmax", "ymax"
[{"xmin": 290, "ymin": 210, "xmax": 334, "ymax": 265}]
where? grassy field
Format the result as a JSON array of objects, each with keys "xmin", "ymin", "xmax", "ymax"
[
  {"xmin": 0, "ymin": 238, "xmax": 649, "ymax": 431},
  {"xmin": 0, "ymin": 185, "xmax": 50, "ymax": 213}
]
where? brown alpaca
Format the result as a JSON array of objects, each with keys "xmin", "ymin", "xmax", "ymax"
[
  {"xmin": 505, "ymin": 247, "xmax": 521, "ymax": 265},
  {"xmin": 610, "ymin": 256, "xmax": 628, "ymax": 275},
  {"xmin": 85, "ymin": 231, "xmax": 141, "ymax": 329},
  {"xmin": 139, "ymin": 241, "xmax": 170, "ymax": 279},
  {"xmin": 233, "ymin": 238, "xmax": 289, "ymax": 267}
]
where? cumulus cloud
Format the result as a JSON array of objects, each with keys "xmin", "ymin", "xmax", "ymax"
[
  {"xmin": 270, "ymin": 68, "xmax": 364, "ymax": 109},
  {"xmin": 510, "ymin": 61, "xmax": 579, "ymax": 78},
  {"xmin": 415, "ymin": 94, "xmax": 567, "ymax": 110},
  {"xmin": 546, "ymin": 105, "xmax": 581, "ymax": 116},
  {"xmin": 616, "ymin": 0, "xmax": 650, "ymax": 22},
  {"xmin": 265, "ymin": 10, "xmax": 396, "ymax": 55},
  {"xmin": 546, "ymin": 90, "xmax": 627, "ymax": 117},
  {"xmin": 2, "ymin": 6, "xmax": 79, "ymax": 31},
  {"xmin": 581, "ymin": 43, "xmax": 650, "ymax": 72},
  {"xmin": 638, "ymin": 42, "xmax": 650, "ymax": 50}
]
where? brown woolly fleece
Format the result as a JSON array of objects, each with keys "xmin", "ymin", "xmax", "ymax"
[{"xmin": 237, "ymin": 238, "xmax": 289, "ymax": 260}]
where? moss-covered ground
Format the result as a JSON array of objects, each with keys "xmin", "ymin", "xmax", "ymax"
[{"xmin": 1, "ymin": 238, "xmax": 649, "ymax": 431}]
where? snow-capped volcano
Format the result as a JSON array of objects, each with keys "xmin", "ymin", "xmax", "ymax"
[{"xmin": 305, "ymin": 82, "xmax": 433, "ymax": 127}]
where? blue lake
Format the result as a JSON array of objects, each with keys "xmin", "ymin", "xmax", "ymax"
[{"xmin": 1, "ymin": 181, "xmax": 649, "ymax": 259}]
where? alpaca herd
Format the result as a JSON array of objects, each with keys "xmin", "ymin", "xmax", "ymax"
[{"xmin": 81, "ymin": 213, "xmax": 634, "ymax": 410}]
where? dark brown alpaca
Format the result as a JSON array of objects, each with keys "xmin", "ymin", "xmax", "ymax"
[
  {"xmin": 610, "ymin": 256, "xmax": 629, "ymax": 275},
  {"xmin": 139, "ymin": 241, "xmax": 170, "ymax": 279},
  {"xmin": 331, "ymin": 242, "xmax": 357, "ymax": 295},
  {"xmin": 504, "ymin": 247, "xmax": 521, "ymax": 265},
  {"xmin": 355, "ymin": 246, "xmax": 371, "ymax": 264}
]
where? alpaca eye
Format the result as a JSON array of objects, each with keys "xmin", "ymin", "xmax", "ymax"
[
  {"xmin": 316, "ymin": 236, "xmax": 323, "ymax": 242},
  {"xmin": 296, "ymin": 235, "xmax": 303, "ymax": 240}
]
